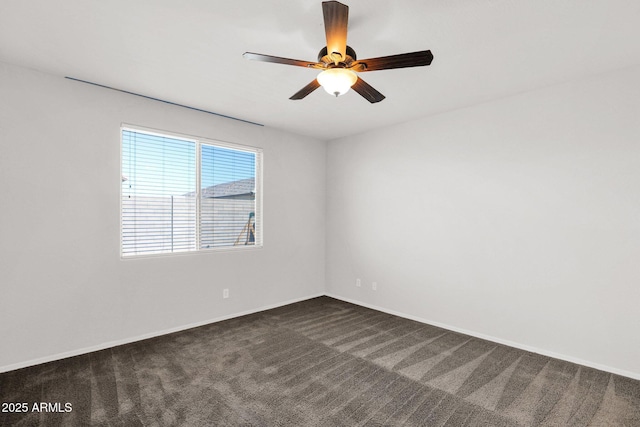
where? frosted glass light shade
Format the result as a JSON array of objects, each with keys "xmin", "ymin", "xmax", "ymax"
[{"xmin": 317, "ymin": 68, "xmax": 358, "ymax": 97}]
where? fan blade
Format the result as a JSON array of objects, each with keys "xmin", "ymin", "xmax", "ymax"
[
  {"xmin": 351, "ymin": 50, "xmax": 433, "ymax": 72},
  {"xmin": 322, "ymin": 1, "xmax": 349, "ymax": 63},
  {"xmin": 351, "ymin": 77, "xmax": 385, "ymax": 103},
  {"xmin": 290, "ymin": 79, "xmax": 321, "ymax": 100},
  {"xmin": 243, "ymin": 52, "xmax": 323, "ymax": 69}
]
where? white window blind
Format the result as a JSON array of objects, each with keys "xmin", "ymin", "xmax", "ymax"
[{"xmin": 121, "ymin": 127, "xmax": 262, "ymax": 257}]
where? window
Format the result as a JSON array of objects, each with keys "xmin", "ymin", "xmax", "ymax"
[{"xmin": 121, "ymin": 127, "xmax": 262, "ymax": 257}]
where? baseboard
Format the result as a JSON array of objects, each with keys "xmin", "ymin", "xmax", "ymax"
[
  {"xmin": 325, "ymin": 293, "xmax": 640, "ymax": 381},
  {"xmin": 0, "ymin": 293, "xmax": 324, "ymax": 374},
  {"xmin": 5, "ymin": 292, "xmax": 639, "ymax": 381}
]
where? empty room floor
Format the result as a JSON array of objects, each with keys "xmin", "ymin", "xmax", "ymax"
[{"xmin": 1, "ymin": 297, "xmax": 639, "ymax": 426}]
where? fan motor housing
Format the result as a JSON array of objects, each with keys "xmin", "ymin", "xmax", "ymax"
[{"xmin": 318, "ymin": 45, "xmax": 357, "ymax": 66}]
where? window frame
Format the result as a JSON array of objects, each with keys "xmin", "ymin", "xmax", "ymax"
[{"xmin": 120, "ymin": 124, "xmax": 263, "ymax": 259}]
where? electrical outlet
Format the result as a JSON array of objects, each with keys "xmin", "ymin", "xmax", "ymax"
[
  {"xmin": 372, "ymin": 282, "xmax": 377, "ymax": 291},
  {"xmin": 356, "ymin": 278, "xmax": 361, "ymax": 287},
  {"xmin": 223, "ymin": 288, "xmax": 229, "ymax": 299}
]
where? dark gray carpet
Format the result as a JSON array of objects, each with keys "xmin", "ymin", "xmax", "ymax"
[{"xmin": 1, "ymin": 296, "xmax": 639, "ymax": 426}]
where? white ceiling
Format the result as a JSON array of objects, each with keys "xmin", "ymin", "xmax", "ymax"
[{"xmin": 1, "ymin": 0, "xmax": 639, "ymax": 140}]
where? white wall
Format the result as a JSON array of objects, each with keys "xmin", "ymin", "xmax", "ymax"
[
  {"xmin": 326, "ymin": 65, "xmax": 640, "ymax": 378},
  {"xmin": 0, "ymin": 62, "xmax": 326, "ymax": 371}
]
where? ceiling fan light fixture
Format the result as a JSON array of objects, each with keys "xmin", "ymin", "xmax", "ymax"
[
  {"xmin": 317, "ymin": 68, "xmax": 357, "ymax": 97},
  {"xmin": 244, "ymin": 1, "xmax": 432, "ymax": 103}
]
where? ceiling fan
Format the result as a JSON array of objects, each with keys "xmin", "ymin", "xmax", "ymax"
[{"xmin": 243, "ymin": 1, "xmax": 434, "ymax": 103}]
